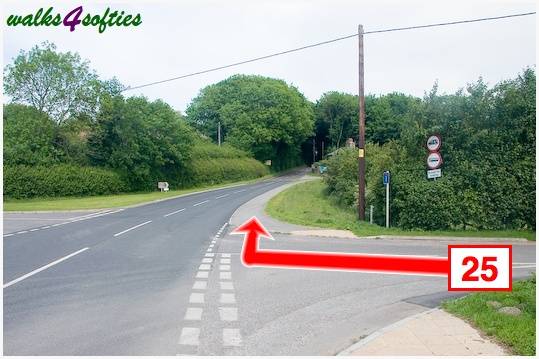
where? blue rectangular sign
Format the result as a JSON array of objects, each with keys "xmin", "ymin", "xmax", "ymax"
[{"xmin": 383, "ymin": 171, "xmax": 390, "ymax": 185}]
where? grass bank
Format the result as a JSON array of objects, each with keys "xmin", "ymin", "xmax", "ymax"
[
  {"xmin": 443, "ymin": 277, "xmax": 536, "ymax": 355},
  {"xmin": 4, "ymin": 175, "xmax": 274, "ymax": 211},
  {"xmin": 265, "ymin": 180, "xmax": 535, "ymax": 240}
]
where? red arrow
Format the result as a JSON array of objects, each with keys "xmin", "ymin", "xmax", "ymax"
[{"xmin": 232, "ymin": 217, "xmax": 449, "ymax": 276}]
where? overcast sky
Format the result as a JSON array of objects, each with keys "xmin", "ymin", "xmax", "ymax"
[{"xmin": 3, "ymin": 0, "xmax": 536, "ymax": 112}]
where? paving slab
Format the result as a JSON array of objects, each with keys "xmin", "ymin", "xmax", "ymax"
[{"xmin": 341, "ymin": 308, "xmax": 508, "ymax": 356}]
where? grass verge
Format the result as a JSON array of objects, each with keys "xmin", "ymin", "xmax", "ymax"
[
  {"xmin": 4, "ymin": 175, "xmax": 275, "ymax": 211},
  {"xmin": 265, "ymin": 180, "xmax": 535, "ymax": 240},
  {"xmin": 443, "ymin": 277, "xmax": 536, "ymax": 355}
]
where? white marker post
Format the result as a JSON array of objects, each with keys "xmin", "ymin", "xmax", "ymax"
[{"xmin": 383, "ymin": 171, "xmax": 390, "ymax": 228}]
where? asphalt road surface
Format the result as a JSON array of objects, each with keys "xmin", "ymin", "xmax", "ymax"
[{"xmin": 3, "ymin": 171, "xmax": 536, "ymax": 355}]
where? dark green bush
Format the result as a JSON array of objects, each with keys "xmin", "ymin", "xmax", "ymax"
[
  {"xmin": 4, "ymin": 164, "xmax": 128, "ymax": 199},
  {"xmin": 181, "ymin": 158, "xmax": 269, "ymax": 187}
]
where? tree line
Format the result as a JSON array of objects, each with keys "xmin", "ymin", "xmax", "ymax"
[
  {"xmin": 322, "ymin": 69, "xmax": 536, "ymax": 230},
  {"xmin": 5, "ymin": 41, "xmax": 534, "ymax": 232}
]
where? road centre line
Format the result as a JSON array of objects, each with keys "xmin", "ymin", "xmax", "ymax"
[
  {"xmin": 216, "ymin": 193, "xmax": 230, "ymax": 199},
  {"xmin": 113, "ymin": 220, "xmax": 152, "ymax": 237},
  {"xmin": 163, "ymin": 208, "xmax": 186, "ymax": 217},
  {"xmin": 233, "ymin": 189, "xmax": 246, "ymax": 193},
  {"xmin": 193, "ymin": 200, "xmax": 210, "ymax": 207},
  {"xmin": 3, "ymin": 247, "xmax": 89, "ymax": 289}
]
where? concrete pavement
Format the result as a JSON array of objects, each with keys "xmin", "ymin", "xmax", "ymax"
[{"xmin": 341, "ymin": 308, "xmax": 508, "ymax": 356}]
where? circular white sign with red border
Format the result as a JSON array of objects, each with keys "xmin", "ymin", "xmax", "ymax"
[
  {"xmin": 427, "ymin": 152, "xmax": 443, "ymax": 169},
  {"xmin": 426, "ymin": 135, "xmax": 442, "ymax": 152}
]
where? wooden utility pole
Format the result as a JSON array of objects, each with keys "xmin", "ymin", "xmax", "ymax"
[{"xmin": 357, "ymin": 24, "xmax": 366, "ymax": 220}]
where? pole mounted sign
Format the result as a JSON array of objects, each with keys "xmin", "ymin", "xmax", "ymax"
[
  {"xmin": 383, "ymin": 171, "xmax": 390, "ymax": 228},
  {"xmin": 382, "ymin": 171, "xmax": 390, "ymax": 185},
  {"xmin": 426, "ymin": 134, "xmax": 443, "ymax": 178},
  {"xmin": 426, "ymin": 134, "xmax": 442, "ymax": 152},
  {"xmin": 426, "ymin": 152, "xmax": 443, "ymax": 169}
]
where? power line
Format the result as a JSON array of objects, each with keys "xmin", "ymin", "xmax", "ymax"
[{"xmin": 122, "ymin": 11, "xmax": 535, "ymax": 92}]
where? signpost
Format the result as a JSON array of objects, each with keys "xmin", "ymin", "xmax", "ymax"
[
  {"xmin": 426, "ymin": 134, "xmax": 443, "ymax": 179},
  {"xmin": 383, "ymin": 171, "xmax": 390, "ymax": 228}
]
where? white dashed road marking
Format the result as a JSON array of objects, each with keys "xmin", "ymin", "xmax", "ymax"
[
  {"xmin": 215, "ymin": 194, "xmax": 229, "ymax": 199},
  {"xmin": 193, "ymin": 200, "xmax": 210, "ymax": 207},
  {"xmin": 218, "ymin": 307, "xmax": 238, "ymax": 321},
  {"xmin": 3, "ymin": 247, "xmax": 89, "ymax": 289},
  {"xmin": 184, "ymin": 307, "xmax": 203, "ymax": 321},
  {"xmin": 192, "ymin": 281, "xmax": 207, "ymax": 290},
  {"xmin": 113, "ymin": 220, "xmax": 152, "ymax": 237},
  {"xmin": 164, "ymin": 208, "xmax": 186, "ymax": 217},
  {"xmin": 189, "ymin": 293, "xmax": 205, "ymax": 304},
  {"xmin": 220, "ymin": 272, "xmax": 232, "ymax": 280},
  {"xmin": 195, "ymin": 271, "xmax": 209, "ymax": 279},
  {"xmin": 223, "ymin": 328, "xmax": 242, "ymax": 347},
  {"xmin": 179, "ymin": 327, "xmax": 200, "ymax": 346},
  {"xmin": 220, "ymin": 281, "xmax": 234, "ymax": 290},
  {"xmin": 220, "ymin": 293, "xmax": 236, "ymax": 304}
]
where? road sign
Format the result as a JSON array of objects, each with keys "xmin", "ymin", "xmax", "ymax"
[
  {"xmin": 382, "ymin": 171, "xmax": 390, "ymax": 185},
  {"xmin": 427, "ymin": 168, "xmax": 442, "ymax": 179},
  {"xmin": 426, "ymin": 152, "xmax": 443, "ymax": 169},
  {"xmin": 426, "ymin": 134, "xmax": 442, "ymax": 152}
]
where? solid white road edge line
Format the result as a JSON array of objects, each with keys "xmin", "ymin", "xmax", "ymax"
[
  {"xmin": 113, "ymin": 220, "xmax": 152, "ymax": 237},
  {"xmin": 3, "ymin": 247, "xmax": 90, "ymax": 289}
]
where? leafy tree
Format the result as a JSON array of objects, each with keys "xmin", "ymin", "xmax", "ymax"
[
  {"xmin": 3, "ymin": 103, "xmax": 58, "ymax": 165},
  {"xmin": 4, "ymin": 42, "xmax": 120, "ymax": 124},
  {"xmin": 186, "ymin": 75, "xmax": 314, "ymax": 170},
  {"xmin": 89, "ymin": 96, "xmax": 195, "ymax": 190},
  {"xmin": 365, "ymin": 93, "xmax": 421, "ymax": 145},
  {"xmin": 314, "ymin": 92, "xmax": 357, "ymax": 149}
]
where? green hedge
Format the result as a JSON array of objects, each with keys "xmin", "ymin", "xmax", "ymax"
[
  {"xmin": 4, "ymin": 165, "xmax": 128, "ymax": 199},
  {"xmin": 185, "ymin": 158, "xmax": 269, "ymax": 187}
]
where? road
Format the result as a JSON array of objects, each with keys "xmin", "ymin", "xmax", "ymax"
[{"xmin": 3, "ymin": 170, "xmax": 536, "ymax": 355}]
